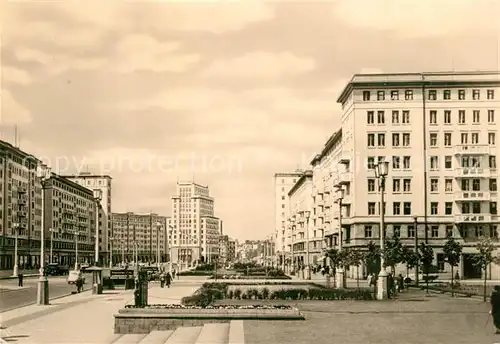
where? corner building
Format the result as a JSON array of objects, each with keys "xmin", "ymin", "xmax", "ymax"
[{"xmin": 335, "ymin": 71, "xmax": 499, "ymax": 279}]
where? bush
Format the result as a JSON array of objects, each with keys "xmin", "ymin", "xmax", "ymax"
[
  {"xmin": 178, "ymin": 270, "xmax": 214, "ymax": 276},
  {"xmin": 223, "ymin": 287, "xmax": 373, "ymax": 301},
  {"xmin": 233, "ymin": 288, "xmax": 242, "ymax": 299},
  {"xmin": 261, "ymin": 287, "xmax": 270, "ymax": 299}
]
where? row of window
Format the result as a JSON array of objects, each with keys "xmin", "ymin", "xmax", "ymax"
[
  {"xmin": 367, "ymin": 132, "xmax": 497, "ymax": 148},
  {"xmin": 428, "ymin": 155, "xmax": 496, "ymax": 170},
  {"xmin": 363, "ymin": 224, "xmax": 497, "ymax": 239},
  {"xmin": 367, "ymin": 109, "xmax": 496, "ymax": 125},
  {"xmin": 367, "ymin": 177, "xmax": 498, "ymax": 194},
  {"xmin": 367, "ymin": 201, "xmax": 497, "ymax": 216},
  {"xmin": 362, "ymin": 88, "xmax": 495, "ymax": 102}
]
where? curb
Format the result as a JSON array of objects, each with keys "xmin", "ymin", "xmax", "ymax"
[{"xmin": 0, "ymin": 274, "xmax": 39, "ymax": 281}]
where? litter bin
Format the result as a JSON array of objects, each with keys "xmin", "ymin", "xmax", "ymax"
[{"xmin": 87, "ymin": 266, "xmax": 103, "ymax": 295}]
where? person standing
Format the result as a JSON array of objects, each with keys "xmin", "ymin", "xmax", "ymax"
[
  {"xmin": 490, "ymin": 286, "xmax": 500, "ymax": 334},
  {"xmin": 18, "ymin": 272, "xmax": 23, "ymax": 287},
  {"xmin": 160, "ymin": 271, "xmax": 166, "ymax": 288},
  {"xmin": 166, "ymin": 271, "xmax": 172, "ymax": 288}
]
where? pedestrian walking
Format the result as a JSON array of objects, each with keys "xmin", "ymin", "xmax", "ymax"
[
  {"xmin": 166, "ymin": 272, "xmax": 172, "ymax": 288},
  {"xmin": 490, "ymin": 285, "xmax": 500, "ymax": 334},
  {"xmin": 397, "ymin": 273, "xmax": 404, "ymax": 292},
  {"xmin": 387, "ymin": 273, "xmax": 395, "ymax": 299},
  {"xmin": 160, "ymin": 271, "xmax": 166, "ymax": 288},
  {"xmin": 18, "ymin": 272, "xmax": 23, "ymax": 287}
]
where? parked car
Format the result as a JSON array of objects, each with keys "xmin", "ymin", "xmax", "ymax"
[
  {"xmin": 79, "ymin": 263, "xmax": 90, "ymax": 272},
  {"xmin": 67, "ymin": 270, "xmax": 85, "ymax": 285},
  {"xmin": 45, "ymin": 263, "xmax": 69, "ymax": 276},
  {"xmin": 405, "ymin": 272, "xmax": 439, "ymax": 283}
]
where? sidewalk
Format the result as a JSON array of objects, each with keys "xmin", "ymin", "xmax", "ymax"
[
  {"xmin": 0, "ymin": 270, "xmax": 39, "ymax": 280},
  {"xmin": 1, "ymin": 279, "xmax": 204, "ymax": 343}
]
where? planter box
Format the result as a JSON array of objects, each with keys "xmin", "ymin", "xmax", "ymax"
[{"xmin": 114, "ymin": 307, "xmax": 304, "ymax": 334}]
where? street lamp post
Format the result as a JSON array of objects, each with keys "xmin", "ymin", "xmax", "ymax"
[
  {"xmin": 121, "ymin": 240, "xmax": 125, "ymax": 265},
  {"xmin": 93, "ymin": 190, "xmax": 102, "ymax": 266},
  {"xmin": 36, "ymin": 163, "xmax": 51, "ymax": 305},
  {"xmin": 304, "ymin": 210, "xmax": 311, "ymax": 280},
  {"xmin": 13, "ymin": 223, "xmax": 19, "ymax": 277},
  {"xmin": 291, "ymin": 215, "xmax": 296, "ymax": 274},
  {"xmin": 168, "ymin": 225, "xmax": 174, "ymax": 272},
  {"xmin": 49, "ymin": 228, "xmax": 54, "ymax": 264},
  {"xmin": 413, "ymin": 215, "xmax": 420, "ymax": 287},
  {"xmin": 374, "ymin": 160, "xmax": 389, "ymax": 300},
  {"xmin": 335, "ymin": 187, "xmax": 345, "ymax": 288},
  {"xmin": 108, "ymin": 237, "xmax": 113, "ymax": 268},
  {"xmin": 74, "ymin": 228, "xmax": 79, "ymax": 271},
  {"xmin": 155, "ymin": 222, "xmax": 161, "ymax": 269}
]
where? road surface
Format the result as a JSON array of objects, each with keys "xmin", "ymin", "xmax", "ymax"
[{"xmin": 0, "ymin": 274, "xmax": 92, "ymax": 312}]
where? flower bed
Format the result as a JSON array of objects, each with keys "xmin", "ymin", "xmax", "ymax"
[{"xmin": 210, "ymin": 274, "xmax": 292, "ymax": 280}]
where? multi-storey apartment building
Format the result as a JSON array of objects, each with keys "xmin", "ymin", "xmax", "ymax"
[
  {"xmin": 219, "ymin": 235, "xmax": 236, "ymax": 266},
  {"xmin": 0, "ymin": 140, "xmax": 42, "ymax": 269},
  {"xmin": 170, "ymin": 182, "xmax": 222, "ymax": 268},
  {"xmin": 43, "ymin": 174, "xmax": 97, "ymax": 266},
  {"xmin": 273, "ymin": 172, "xmax": 302, "ymax": 269},
  {"xmin": 333, "ymin": 71, "xmax": 499, "ymax": 279},
  {"xmin": 62, "ymin": 173, "xmax": 112, "ymax": 264},
  {"xmin": 110, "ymin": 212, "xmax": 169, "ymax": 264}
]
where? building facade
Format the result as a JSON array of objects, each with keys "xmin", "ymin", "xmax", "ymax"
[
  {"xmin": 62, "ymin": 173, "xmax": 112, "ymax": 264},
  {"xmin": 273, "ymin": 171, "xmax": 302, "ymax": 269},
  {"xmin": 110, "ymin": 212, "xmax": 169, "ymax": 264},
  {"xmin": 219, "ymin": 234, "xmax": 236, "ymax": 266},
  {"xmin": 170, "ymin": 182, "xmax": 222, "ymax": 268},
  {"xmin": 43, "ymin": 174, "xmax": 97, "ymax": 266},
  {"xmin": 0, "ymin": 140, "xmax": 42, "ymax": 269}
]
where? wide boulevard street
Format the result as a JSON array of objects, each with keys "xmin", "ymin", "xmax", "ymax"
[{"xmin": 0, "ymin": 274, "xmax": 91, "ymax": 312}]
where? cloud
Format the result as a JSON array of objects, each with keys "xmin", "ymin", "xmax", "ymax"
[
  {"xmin": 2, "ymin": 66, "xmax": 33, "ymax": 85},
  {"xmin": 0, "ymin": 90, "xmax": 32, "ymax": 125},
  {"xmin": 333, "ymin": 0, "xmax": 500, "ymax": 38},
  {"xmin": 202, "ymin": 52, "xmax": 316, "ymax": 78}
]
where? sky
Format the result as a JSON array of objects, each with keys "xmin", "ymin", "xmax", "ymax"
[{"xmin": 0, "ymin": 0, "xmax": 499, "ymax": 241}]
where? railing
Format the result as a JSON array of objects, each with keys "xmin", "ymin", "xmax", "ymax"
[
  {"xmin": 453, "ymin": 191, "xmax": 491, "ymax": 201},
  {"xmin": 454, "ymin": 167, "xmax": 491, "ymax": 178},
  {"xmin": 455, "ymin": 214, "xmax": 493, "ymax": 223},
  {"xmin": 453, "ymin": 144, "xmax": 490, "ymax": 155},
  {"xmin": 338, "ymin": 171, "xmax": 353, "ymax": 185}
]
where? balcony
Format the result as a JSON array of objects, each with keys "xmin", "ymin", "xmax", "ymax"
[
  {"xmin": 454, "ymin": 167, "xmax": 492, "ymax": 178},
  {"xmin": 454, "ymin": 144, "xmax": 490, "ymax": 156},
  {"xmin": 454, "ymin": 190, "xmax": 491, "ymax": 201},
  {"xmin": 455, "ymin": 214, "xmax": 494, "ymax": 223},
  {"xmin": 316, "ymin": 198, "xmax": 324, "ymax": 206},
  {"xmin": 337, "ymin": 171, "xmax": 353, "ymax": 186}
]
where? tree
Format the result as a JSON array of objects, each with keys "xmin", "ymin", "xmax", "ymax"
[
  {"xmin": 472, "ymin": 236, "xmax": 498, "ymax": 302},
  {"xmin": 325, "ymin": 248, "xmax": 342, "ymax": 288},
  {"xmin": 364, "ymin": 241, "xmax": 381, "ymax": 296},
  {"xmin": 419, "ymin": 242, "xmax": 434, "ymax": 294},
  {"xmin": 383, "ymin": 232, "xmax": 404, "ymax": 273},
  {"xmin": 401, "ymin": 246, "xmax": 420, "ymax": 287},
  {"xmin": 348, "ymin": 249, "xmax": 365, "ymax": 289},
  {"xmin": 443, "ymin": 234, "xmax": 462, "ymax": 297},
  {"xmin": 338, "ymin": 248, "xmax": 352, "ymax": 288}
]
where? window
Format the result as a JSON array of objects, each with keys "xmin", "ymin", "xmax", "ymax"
[
  {"xmin": 472, "ymin": 178, "xmax": 481, "ymax": 191},
  {"xmin": 392, "ymin": 133, "xmax": 400, "ymax": 147},
  {"xmin": 393, "ymin": 179, "xmax": 401, "ymax": 192},
  {"xmin": 403, "ymin": 179, "xmax": 411, "ymax": 193},
  {"xmin": 392, "ymin": 156, "xmax": 400, "ymax": 169},
  {"xmin": 430, "ymin": 110, "xmax": 437, "ymax": 124},
  {"xmin": 377, "ymin": 111, "xmax": 385, "ymax": 124},
  {"xmin": 491, "ymin": 179, "xmax": 498, "ymax": 192},
  {"xmin": 367, "ymin": 134, "xmax": 375, "ymax": 147},
  {"xmin": 431, "ymin": 225, "xmax": 439, "ymax": 237},
  {"xmin": 444, "ymin": 110, "xmax": 451, "ymax": 124},
  {"xmin": 393, "ymin": 225, "xmax": 401, "ymax": 237},
  {"xmin": 363, "ymin": 91, "xmax": 371, "ymax": 101},
  {"xmin": 472, "ymin": 89, "xmax": 480, "ymax": 100},
  {"xmin": 403, "ymin": 156, "xmax": 411, "ymax": 169},
  {"xmin": 402, "ymin": 110, "xmax": 410, "ymax": 123},
  {"xmin": 471, "ymin": 132, "xmax": 479, "ymax": 144},
  {"xmin": 368, "ymin": 179, "xmax": 376, "ymax": 192},
  {"xmin": 368, "ymin": 203, "xmax": 376, "ymax": 215},
  {"xmin": 446, "ymin": 225, "xmax": 453, "ymax": 236},
  {"xmin": 443, "ymin": 90, "xmax": 451, "ymax": 100},
  {"xmin": 430, "ymin": 156, "xmax": 439, "ymax": 170},
  {"xmin": 403, "ymin": 202, "xmax": 412, "ymax": 215},
  {"xmin": 491, "ymin": 202, "xmax": 498, "ymax": 215},
  {"xmin": 367, "ymin": 111, "xmax": 374, "ymax": 124},
  {"xmin": 402, "ymin": 133, "xmax": 411, "ymax": 146},
  {"xmin": 393, "ymin": 202, "xmax": 401, "ymax": 215},
  {"xmin": 390, "ymin": 90, "xmax": 399, "ymax": 100},
  {"xmin": 458, "ymin": 89, "xmax": 465, "ymax": 100},
  {"xmin": 407, "ymin": 225, "xmax": 415, "ymax": 238},
  {"xmin": 487, "ymin": 89, "xmax": 495, "ymax": 100},
  {"xmin": 461, "ymin": 133, "xmax": 468, "ymax": 144},
  {"xmin": 444, "ymin": 133, "xmax": 452, "ymax": 146},
  {"xmin": 377, "ymin": 91, "xmax": 385, "ymax": 101},
  {"xmin": 461, "ymin": 179, "xmax": 470, "ymax": 191},
  {"xmin": 458, "ymin": 110, "xmax": 466, "ymax": 124},
  {"xmin": 473, "ymin": 110, "xmax": 480, "ymax": 123},
  {"xmin": 430, "ymin": 133, "xmax": 438, "ymax": 146},
  {"xmin": 378, "ymin": 133, "xmax": 385, "ymax": 146},
  {"xmin": 392, "ymin": 110, "xmax": 399, "ymax": 124},
  {"xmin": 445, "ymin": 156, "xmax": 452, "ymax": 169},
  {"xmin": 364, "ymin": 225, "xmax": 373, "ymax": 238},
  {"xmin": 445, "ymin": 179, "xmax": 453, "ymax": 192},
  {"xmin": 430, "ymin": 202, "xmax": 438, "ymax": 215},
  {"xmin": 405, "ymin": 90, "xmax": 413, "ymax": 100},
  {"xmin": 367, "ymin": 157, "xmax": 376, "ymax": 169},
  {"xmin": 428, "ymin": 90, "xmax": 437, "ymax": 100},
  {"xmin": 488, "ymin": 110, "xmax": 495, "ymax": 123},
  {"xmin": 489, "ymin": 132, "xmax": 496, "ymax": 145},
  {"xmin": 490, "ymin": 156, "xmax": 497, "ymax": 168},
  {"xmin": 445, "ymin": 202, "xmax": 453, "ymax": 215},
  {"xmin": 430, "ymin": 178, "xmax": 439, "ymax": 192}
]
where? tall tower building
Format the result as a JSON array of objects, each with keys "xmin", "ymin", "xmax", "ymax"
[
  {"xmin": 273, "ymin": 171, "xmax": 303, "ymax": 268},
  {"xmin": 170, "ymin": 182, "xmax": 221, "ymax": 268},
  {"xmin": 62, "ymin": 173, "xmax": 112, "ymax": 264}
]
